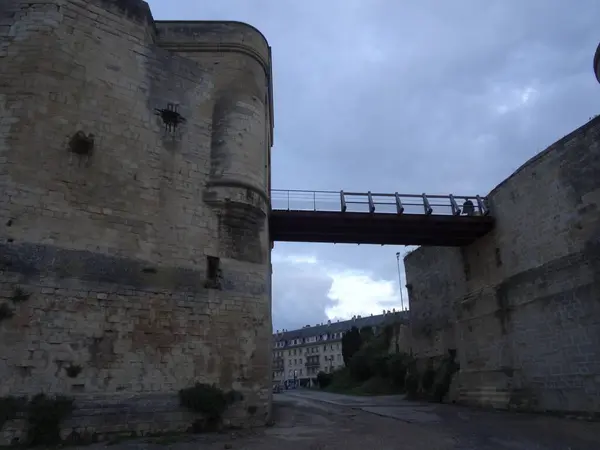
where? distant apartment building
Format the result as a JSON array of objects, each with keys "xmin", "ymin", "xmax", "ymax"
[{"xmin": 272, "ymin": 310, "xmax": 409, "ymax": 387}]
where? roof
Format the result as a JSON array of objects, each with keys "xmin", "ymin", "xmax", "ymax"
[{"xmin": 273, "ymin": 312, "xmax": 409, "ymax": 342}]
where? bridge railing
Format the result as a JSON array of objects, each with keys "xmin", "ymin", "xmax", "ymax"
[{"xmin": 270, "ymin": 189, "xmax": 490, "ymax": 216}]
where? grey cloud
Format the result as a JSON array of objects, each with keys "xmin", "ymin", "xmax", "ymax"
[{"xmin": 271, "ymin": 250, "xmax": 335, "ymax": 331}]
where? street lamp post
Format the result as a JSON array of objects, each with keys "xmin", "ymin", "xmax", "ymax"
[
  {"xmin": 395, "ymin": 252, "xmax": 405, "ymax": 311},
  {"xmin": 594, "ymin": 42, "xmax": 600, "ymax": 84}
]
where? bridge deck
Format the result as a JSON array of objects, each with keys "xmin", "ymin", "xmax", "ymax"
[{"xmin": 269, "ymin": 190, "xmax": 495, "ymax": 246}]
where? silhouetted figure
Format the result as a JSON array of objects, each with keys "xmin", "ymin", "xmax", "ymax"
[{"xmin": 462, "ymin": 199, "xmax": 475, "ymax": 216}]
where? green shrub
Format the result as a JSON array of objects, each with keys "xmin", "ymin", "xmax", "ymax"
[
  {"xmin": 326, "ymin": 367, "xmax": 356, "ymax": 391},
  {"xmin": 26, "ymin": 394, "xmax": 74, "ymax": 446},
  {"xmin": 316, "ymin": 371, "xmax": 333, "ymax": 388},
  {"xmin": 342, "ymin": 327, "xmax": 362, "ymax": 366},
  {"xmin": 405, "ymin": 373, "xmax": 419, "ymax": 399},
  {"xmin": 387, "ymin": 353, "xmax": 411, "ymax": 388},
  {"xmin": 348, "ymin": 351, "xmax": 373, "ymax": 381},
  {"xmin": 372, "ymin": 354, "xmax": 391, "ymax": 378},
  {"xmin": 421, "ymin": 368, "xmax": 436, "ymax": 392},
  {"xmin": 179, "ymin": 383, "xmax": 242, "ymax": 431},
  {"xmin": 358, "ymin": 376, "xmax": 399, "ymax": 395},
  {"xmin": 0, "ymin": 396, "xmax": 26, "ymax": 430}
]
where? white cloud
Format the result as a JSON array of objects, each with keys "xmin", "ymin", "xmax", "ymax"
[
  {"xmin": 326, "ymin": 271, "xmax": 399, "ymax": 319},
  {"xmin": 272, "ymin": 247, "xmax": 407, "ymax": 330},
  {"xmin": 494, "ymin": 85, "xmax": 539, "ymax": 115}
]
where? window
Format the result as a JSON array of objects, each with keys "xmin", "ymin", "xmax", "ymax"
[
  {"xmin": 300, "ymin": 369, "xmax": 303, "ymax": 375},
  {"xmin": 206, "ymin": 256, "xmax": 221, "ymax": 288},
  {"xmin": 299, "ymin": 359, "xmax": 302, "ymax": 364},
  {"xmin": 323, "ymin": 345, "xmax": 326, "ymax": 352}
]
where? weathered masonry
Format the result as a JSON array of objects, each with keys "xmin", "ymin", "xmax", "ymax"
[
  {"xmin": 405, "ymin": 117, "xmax": 600, "ymax": 415},
  {"xmin": 0, "ymin": 0, "xmax": 273, "ymax": 441}
]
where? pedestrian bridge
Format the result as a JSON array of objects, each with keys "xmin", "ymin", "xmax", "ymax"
[{"xmin": 269, "ymin": 189, "xmax": 494, "ymax": 246}]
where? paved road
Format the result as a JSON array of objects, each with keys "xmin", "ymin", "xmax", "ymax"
[
  {"xmin": 282, "ymin": 390, "xmax": 600, "ymax": 450},
  {"xmin": 76, "ymin": 389, "xmax": 600, "ymax": 449}
]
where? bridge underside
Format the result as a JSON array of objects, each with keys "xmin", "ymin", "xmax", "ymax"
[{"xmin": 270, "ymin": 210, "xmax": 495, "ymax": 246}]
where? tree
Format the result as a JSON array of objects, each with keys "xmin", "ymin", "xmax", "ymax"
[
  {"xmin": 359, "ymin": 326, "xmax": 374, "ymax": 342},
  {"xmin": 341, "ymin": 326, "xmax": 362, "ymax": 366}
]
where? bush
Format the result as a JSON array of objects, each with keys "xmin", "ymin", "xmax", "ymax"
[
  {"xmin": 316, "ymin": 371, "xmax": 333, "ymax": 389},
  {"xmin": 405, "ymin": 373, "xmax": 419, "ymax": 399},
  {"xmin": 0, "ymin": 396, "xmax": 26, "ymax": 430},
  {"xmin": 342, "ymin": 327, "xmax": 362, "ymax": 366},
  {"xmin": 348, "ymin": 351, "xmax": 373, "ymax": 382},
  {"xmin": 325, "ymin": 367, "xmax": 356, "ymax": 392},
  {"xmin": 347, "ymin": 332, "xmax": 394, "ymax": 383},
  {"xmin": 421, "ymin": 368, "xmax": 436, "ymax": 392},
  {"xmin": 387, "ymin": 353, "xmax": 411, "ymax": 388},
  {"xmin": 179, "ymin": 383, "xmax": 241, "ymax": 431},
  {"xmin": 26, "ymin": 394, "xmax": 74, "ymax": 446},
  {"xmin": 372, "ymin": 354, "xmax": 391, "ymax": 378},
  {"xmin": 358, "ymin": 376, "xmax": 398, "ymax": 395}
]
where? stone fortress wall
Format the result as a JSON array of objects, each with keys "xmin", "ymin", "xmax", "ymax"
[
  {"xmin": 0, "ymin": 0, "xmax": 274, "ymax": 441},
  {"xmin": 405, "ymin": 116, "xmax": 600, "ymax": 414}
]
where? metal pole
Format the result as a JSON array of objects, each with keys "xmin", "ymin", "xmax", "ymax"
[{"xmin": 395, "ymin": 252, "xmax": 404, "ymax": 311}]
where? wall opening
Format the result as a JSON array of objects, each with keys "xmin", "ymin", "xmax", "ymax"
[
  {"xmin": 495, "ymin": 247, "xmax": 502, "ymax": 267},
  {"xmin": 206, "ymin": 256, "xmax": 221, "ymax": 289}
]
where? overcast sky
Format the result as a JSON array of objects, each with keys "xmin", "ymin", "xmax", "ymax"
[{"xmin": 147, "ymin": 0, "xmax": 600, "ymax": 331}]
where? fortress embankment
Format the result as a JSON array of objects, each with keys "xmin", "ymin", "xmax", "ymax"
[
  {"xmin": 405, "ymin": 116, "xmax": 600, "ymax": 414},
  {"xmin": 0, "ymin": 0, "xmax": 274, "ymax": 441}
]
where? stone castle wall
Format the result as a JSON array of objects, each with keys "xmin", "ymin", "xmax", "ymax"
[
  {"xmin": 0, "ymin": 0, "xmax": 273, "ymax": 442},
  {"xmin": 405, "ymin": 116, "xmax": 600, "ymax": 414},
  {"xmin": 404, "ymin": 247, "xmax": 464, "ymax": 364}
]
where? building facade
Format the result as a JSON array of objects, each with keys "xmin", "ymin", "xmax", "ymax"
[{"xmin": 272, "ymin": 311, "xmax": 408, "ymax": 387}]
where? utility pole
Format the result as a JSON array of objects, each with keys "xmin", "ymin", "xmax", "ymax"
[
  {"xmin": 395, "ymin": 252, "xmax": 404, "ymax": 311},
  {"xmin": 594, "ymin": 42, "xmax": 600, "ymax": 84}
]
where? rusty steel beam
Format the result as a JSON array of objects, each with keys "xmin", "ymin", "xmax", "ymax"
[{"xmin": 269, "ymin": 210, "xmax": 495, "ymax": 246}]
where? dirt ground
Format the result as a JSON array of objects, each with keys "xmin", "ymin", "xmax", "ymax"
[{"xmin": 75, "ymin": 390, "xmax": 600, "ymax": 450}]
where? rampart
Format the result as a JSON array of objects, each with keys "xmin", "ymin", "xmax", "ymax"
[
  {"xmin": 405, "ymin": 116, "xmax": 600, "ymax": 414},
  {"xmin": 0, "ymin": 0, "xmax": 273, "ymax": 442}
]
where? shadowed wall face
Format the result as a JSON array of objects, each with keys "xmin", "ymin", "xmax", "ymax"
[
  {"xmin": 0, "ymin": 0, "xmax": 273, "ymax": 440},
  {"xmin": 404, "ymin": 247, "xmax": 465, "ymax": 362},
  {"xmin": 405, "ymin": 117, "xmax": 600, "ymax": 414}
]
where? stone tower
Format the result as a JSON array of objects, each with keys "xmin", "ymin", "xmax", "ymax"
[{"xmin": 0, "ymin": 0, "xmax": 273, "ymax": 439}]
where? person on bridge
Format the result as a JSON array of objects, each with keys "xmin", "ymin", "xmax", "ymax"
[{"xmin": 462, "ymin": 199, "xmax": 475, "ymax": 216}]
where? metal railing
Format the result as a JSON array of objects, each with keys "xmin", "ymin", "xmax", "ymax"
[{"xmin": 270, "ymin": 189, "xmax": 489, "ymax": 216}]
